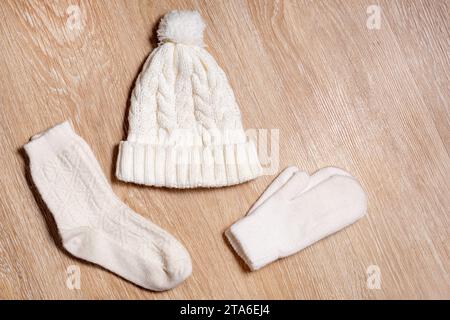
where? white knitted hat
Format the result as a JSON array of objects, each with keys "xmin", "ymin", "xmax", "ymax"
[{"xmin": 116, "ymin": 10, "xmax": 262, "ymax": 188}]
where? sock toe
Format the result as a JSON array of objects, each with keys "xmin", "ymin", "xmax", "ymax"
[
  {"xmin": 164, "ymin": 238, "xmax": 192, "ymax": 280},
  {"xmin": 147, "ymin": 237, "xmax": 192, "ymax": 291}
]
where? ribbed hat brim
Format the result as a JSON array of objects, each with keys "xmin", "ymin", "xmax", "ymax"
[{"xmin": 116, "ymin": 140, "xmax": 262, "ymax": 188}]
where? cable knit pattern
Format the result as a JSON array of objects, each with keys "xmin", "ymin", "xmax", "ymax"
[
  {"xmin": 156, "ymin": 45, "xmax": 177, "ymax": 131},
  {"xmin": 116, "ymin": 10, "xmax": 262, "ymax": 188},
  {"xmin": 25, "ymin": 122, "xmax": 192, "ymax": 291},
  {"xmin": 192, "ymin": 54, "xmax": 217, "ymax": 132},
  {"xmin": 129, "ymin": 50, "xmax": 160, "ymax": 141},
  {"xmin": 175, "ymin": 46, "xmax": 195, "ymax": 130}
]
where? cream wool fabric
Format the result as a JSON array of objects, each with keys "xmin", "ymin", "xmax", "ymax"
[
  {"xmin": 25, "ymin": 121, "xmax": 192, "ymax": 291},
  {"xmin": 226, "ymin": 166, "xmax": 367, "ymax": 270},
  {"xmin": 116, "ymin": 10, "xmax": 262, "ymax": 188}
]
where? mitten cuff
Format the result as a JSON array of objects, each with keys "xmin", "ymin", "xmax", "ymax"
[{"xmin": 225, "ymin": 212, "xmax": 280, "ymax": 271}]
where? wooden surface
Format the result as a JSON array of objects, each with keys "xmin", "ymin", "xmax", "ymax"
[{"xmin": 0, "ymin": 0, "xmax": 449, "ymax": 300}]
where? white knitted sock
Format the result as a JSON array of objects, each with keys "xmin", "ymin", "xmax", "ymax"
[
  {"xmin": 24, "ymin": 121, "xmax": 192, "ymax": 291},
  {"xmin": 226, "ymin": 166, "xmax": 367, "ymax": 270}
]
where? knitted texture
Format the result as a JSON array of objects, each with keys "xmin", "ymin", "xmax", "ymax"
[
  {"xmin": 225, "ymin": 166, "xmax": 367, "ymax": 270},
  {"xmin": 25, "ymin": 121, "xmax": 192, "ymax": 291},
  {"xmin": 116, "ymin": 10, "xmax": 262, "ymax": 188}
]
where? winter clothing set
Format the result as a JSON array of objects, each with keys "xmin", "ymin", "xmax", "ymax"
[{"xmin": 24, "ymin": 11, "xmax": 367, "ymax": 290}]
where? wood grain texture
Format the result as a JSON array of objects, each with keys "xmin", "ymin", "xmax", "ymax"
[{"xmin": 0, "ymin": 0, "xmax": 449, "ymax": 299}]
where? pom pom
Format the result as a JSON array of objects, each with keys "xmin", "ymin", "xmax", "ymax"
[{"xmin": 157, "ymin": 10, "xmax": 206, "ymax": 47}]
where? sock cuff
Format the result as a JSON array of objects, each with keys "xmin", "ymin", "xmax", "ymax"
[{"xmin": 24, "ymin": 121, "xmax": 79, "ymax": 165}]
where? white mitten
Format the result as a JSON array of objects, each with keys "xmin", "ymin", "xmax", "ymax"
[{"xmin": 225, "ymin": 166, "xmax": 367, "ymax": 270}]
